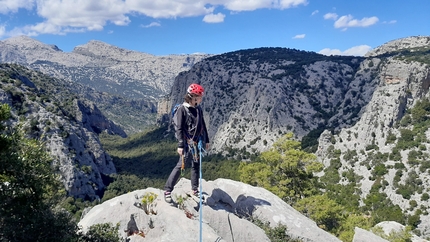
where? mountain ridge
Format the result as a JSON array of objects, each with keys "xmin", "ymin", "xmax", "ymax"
[{"xmin": 0, "ymin": 35, "xmax": 209, "ymax": 133}]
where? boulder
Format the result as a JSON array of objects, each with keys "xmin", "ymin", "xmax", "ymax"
[{"xmin": 79, "ymin": 178, "xmax": 341, "ymax": 242}]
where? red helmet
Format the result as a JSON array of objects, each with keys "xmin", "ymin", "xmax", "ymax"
[{"xmin": 187, "ymin": 83, "xmax": 204, "ymax": 96}]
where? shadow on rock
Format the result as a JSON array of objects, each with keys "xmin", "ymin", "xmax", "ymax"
[{"xmin": 207, "ymin": 188, "xmax": 271, "ymax": 218}]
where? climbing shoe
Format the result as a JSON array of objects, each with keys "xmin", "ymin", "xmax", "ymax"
[
  {"xmin": 192, "ymin": 190, "xmax": 200, "ymax": 198},
  {"xmin": 164, "ymin": 191, "xmax": 172, "ymax": 203}
]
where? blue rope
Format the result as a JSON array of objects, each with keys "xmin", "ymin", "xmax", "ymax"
[{"xmin": 198, "ymin": 140, "xmax": 205, "ymax": 242}]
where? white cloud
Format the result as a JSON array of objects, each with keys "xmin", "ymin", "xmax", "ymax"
[
  {"xmin": 141, "ymin": 22, "xmax": 161, "ymax": 28},
  {"xmin": 311, "ymin": 10, "xmax": 319, "ymax": 16},
  {"xmin": 223, "ymin": 0, "xmax": 307, "ymax": 11},
  {"xmin": 293, "ymin": 34, "xmax": 305, "ymax": 39},
  {"xmin": 318, "ymin": 45, "xmax": 372, "ymax": 57},
  {"xmin": 125, "ymin": 0, "xmax": 212, "ymax": 18},
  {"xmin": 319, "ymin": 48, "xmax": 342, "ymax": 56},
  {"xmin": 1, "ymin": 0, "xmax": 309, "ymax": 37},
  {"xmin": 334, "ymin": 15, "xmax": 379, "ymax": 29},
  {"xmin": 36, "ymin": 0, "xmax": 130, "ymax": 29},
  {"xmin": 323, "ymin": 12, "xmax": 338, "ymax": 20},
  {"xmin": 383, "ymin": 20, "xmax": 397, "ymax": 24},
  {"xmin": 278, "ymin": 0, "xmax": 308, "ymax": 9},
  {"xmin": 223, "ymin": 0, "xmax": 271, "ymax": 11},
  {"xmin": 0, "ymin": 0, "xmax": 34, "ymax": 14},
  {"xmin": 203, "ymin": 13, "xmax": 225, "ymax": 23}
]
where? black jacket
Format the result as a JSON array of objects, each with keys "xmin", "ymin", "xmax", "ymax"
[{"xmin": 175, "ymin": 103, "xmax": 209, "ymax": 149}]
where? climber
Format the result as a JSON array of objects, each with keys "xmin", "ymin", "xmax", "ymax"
[{"xmin": 164, "ymin": 83, "xmax": 210, "ymax": 203}]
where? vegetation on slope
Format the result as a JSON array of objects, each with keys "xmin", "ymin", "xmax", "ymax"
[{"xmin": 0, "ymin": 103, "xmax": 120, "ymax": 241}]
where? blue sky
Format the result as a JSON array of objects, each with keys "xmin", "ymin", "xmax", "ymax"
[{"xmin": 0, "ymin": 0, "xmax": 428, "ymax": 56}]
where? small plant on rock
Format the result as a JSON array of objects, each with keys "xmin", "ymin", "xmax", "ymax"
[
  {"xmin": 175, "ymin": 194, "xmax": 186, "ymax": 209},
  {"xmin": 141, "ymin": 192, "xmax": 158, "ymax": 215}
]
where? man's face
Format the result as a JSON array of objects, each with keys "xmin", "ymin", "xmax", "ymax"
[{"xmin": 194, "ymin": 95, "xmax": 203, "ymax": 106}]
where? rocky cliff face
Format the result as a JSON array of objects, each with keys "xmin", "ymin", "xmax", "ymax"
[
  {"xmin": 159, "ymin": 48, "xmax": 365, "ymax": 157},
  {"xmin": 317, "ymin": 38, "xmax": 430, "ymax": 237},
  {"xmin": 0, "ymin": 64, "xmax": 122, "ymax": 199}
]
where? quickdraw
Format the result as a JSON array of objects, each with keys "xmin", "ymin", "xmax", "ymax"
[
  {"xmin": 180, "ymin": 154, "xmax": 185, "ymax": 176},
  {"xmin": 188, "ymin": 139, "xmax": 199, "ymax": 163}
]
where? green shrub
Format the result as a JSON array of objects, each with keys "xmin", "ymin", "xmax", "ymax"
[{"xmin": 78, "ymin": 223, "xmax": 122, "ymax": 242}]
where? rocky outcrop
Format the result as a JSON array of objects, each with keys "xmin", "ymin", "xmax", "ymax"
[
  {"xmin": 79, "ymin": 178, "xmax": 341, "ymax": 242},
  {"xmin": 365, "ymin": 36, "xmax": 430, "ymax": 57},
  {"xmin": 80, "ymin": 178, "xmax": 415, "ymax": 242},
  {"xmin": 352, "ymin": 227, "xmax": 389, "ymax": 242}
]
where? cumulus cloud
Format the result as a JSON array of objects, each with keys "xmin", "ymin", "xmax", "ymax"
[
  {"xmin": 36, "ymin": 0, "xmax": 130, "ymax": 30},
  {"xmin": 324, "ymin": 12, "xmax": 379, "ymax": 30},
  {"xmin": 203, "ymin": 13, "xmax": 225, "ymax": 23},
  {"xmin": 278, "ymin": 0, "xmax": 308, "ymax": 9},
  {"xmin": 334, "ymin": 15, "xmax": 379, "ymax": 29},
  {"xmin": 0, "ymin": 0, "xmax": 34, "ymax": 14},
  {"xmin": 125, "ymin": 0, "xmax": 212, "ymax": 18},
  {"xmin": 383, "ymin": 20, "xmax": 397, "ymax": 24},
  {"xmin": 141, "ymin": 22, "xmax": 161, "ymax": 28},
  {"xmin": 224, "ymin": 0, "xmax": 307, "ymax": 11},
  {"xmin": 323, "ymin": 12, "xmax": 338, "ymax": 20},
  {"xmin": 1, "ymin": 0, "xmax": 308, "ymax": 37},
  {"xmin": 318, "ymin": 45, "xmax": 372, "ymax": 57},
  {"xmin": 293, "ymin": 34, "xmax": 305, "ymax": 39}
]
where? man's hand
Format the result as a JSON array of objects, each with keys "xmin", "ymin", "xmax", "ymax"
[{"xmin": 177, "ymin": 148, "xmax": 183, "ymax": 156}]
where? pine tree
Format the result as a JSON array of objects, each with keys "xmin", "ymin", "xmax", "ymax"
[{"xmin": 239, "ymin": 132, "xmax": 323, "ymax": 205}]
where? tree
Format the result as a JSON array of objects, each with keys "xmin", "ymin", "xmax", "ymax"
[
  {"xmin": 294, "ymin": 194, "xmax": 345, "ymax": 233},
  {"xmin": 337, "ymin": 214, "xmax": 372, "ymax": 242},
  {"xmin": 77, "ymin": 223, "xmax": 122, "ymax": 242},
  {"xmin": 239, "ymin": 133, "xmax": 323, "ymax": 205},
  {"xmin": 0, "ymin": 103, "xmax": 78, "ymax": 241}
]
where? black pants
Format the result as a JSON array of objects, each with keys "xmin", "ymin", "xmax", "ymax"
[{"xmin": 164, "ymin": 151, "xmax": 200, "ymax": 192}]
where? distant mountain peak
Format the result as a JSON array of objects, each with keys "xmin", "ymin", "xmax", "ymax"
[
  {"xmin": 3, "ymin": 35, "xmax": 63, "ymax": 52},
  {"xmin": 72, "ymin": 39, "xmax": 153, "ymax": 58},
  {"xmin": 365, "ymin": 35, "xmax": 430, "ymax": 57}
]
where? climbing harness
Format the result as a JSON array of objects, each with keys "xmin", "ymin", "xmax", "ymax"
[
  {"xmin": 181, "ymin": 139, "xmax": 200, "ymax": 177},
  {"xmin": 189, "ymin": 139, "xmax": 199, "ymax": 162}
]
